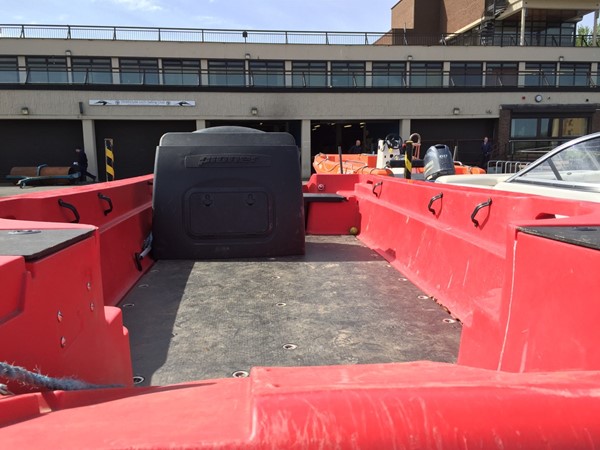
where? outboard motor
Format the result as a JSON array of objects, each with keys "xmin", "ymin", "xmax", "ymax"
[{"xmin": 423, "ymin": 144, "xmax": 455, "ymax": 181}]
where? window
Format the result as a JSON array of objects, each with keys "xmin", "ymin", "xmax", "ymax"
[
  {"xmin": 331, "ymin": 62, "xmax": 365, "ymax": 87},
  {"xmin": 119, "ymin": 58, "xmax": 159, "ymax": 85},
  {"xmin": 292, "ymin": 61, "xmax": 326, "ymax": 87},
  {"xmin": 512, "ymin": 117, "xmax": 589, "ymax": 139},
  {"xmin": 524, "ymin": 63, "xmax": 556, "ymax": 87},
  {"xmin": 449, "ymin": 62, "xmax": 482, "ymax": 87},
  {"xmin": 249, "ymin": 61, "xmax": 284, "ymax": 87},
  {"xmin": 208, "ymin": 60, "xmax": 245, "ymax": 86},
  {"xmin": 511, "ymin": 118, "xmax": 538, "ymax": 138},
  {"xmin": 559, "ymin": 63, "xmax": 590, "ymax": 87},
  {"xmin": 409, "ymin": 62, "xmax": 442, "ymax": 87},
  {"xmin": 163, "ymin": 59, "xmax": 200, "ymax": 86},
  {"xmin": 72, "ymin": 57, "xmax": 112, "ymax": 84},
  {"xmin": 486, "ymin": 63, "xmax": 517, "ymax": 87},
  {"xmin": 372, "ymin": 62, "xmax": 406, "ymax": 87},
  {"xmin": 0, "ymin": 56, "xmax": 19, "ymax": 83},
  {"xmin": 26, "ymin": 56, "xmax": 67, "ymax": 83}
]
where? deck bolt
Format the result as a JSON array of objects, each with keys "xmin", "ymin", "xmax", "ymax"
[
  {"xmin": 132, "ymin": 375, "xmax": 145, "ymax": 384},
  {"xmin": 232, "ymin": 370, "xmax": 249, "ymax": 378},
  {"xmin": 87, "ymin": 282, "xmax": 92, "ymax": 291},
  {"xmin": 443, "ymin": 318, "xmax": 456, "ymax": 324},
  {"xmin": 60, "ymin": 336, "xmax": 67, "ymax": 348},
  {"xmin": 282, "ymin": 343, "xmax": 297, "ymax": 350},
  {"xmin": 317, "ymin": 184, "xmax": 325, "ymax": 191},
  {"xmin": 417, "ymin": 295, "xmax": 429, "ymax": 300},
  {"xmin": 90, "ymin": 302, "xmax": 95, "ymax": 312},
  {"xmin": 57, "ymin": 311, "xmax": 63, "ymax": 322}
]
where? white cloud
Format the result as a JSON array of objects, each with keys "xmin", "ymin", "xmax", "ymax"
[{"xmin": 111, "ymin": 0, "xmax": 163, "ymax": 12}]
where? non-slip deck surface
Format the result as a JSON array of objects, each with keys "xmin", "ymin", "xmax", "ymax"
[{"xmin": 121, "ymin": 235, "xmax": 461, "ymax": 386}]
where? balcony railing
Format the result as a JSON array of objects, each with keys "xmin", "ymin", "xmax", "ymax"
[
  {"xmin": 1, "ymin": 66, "xmax": 598, "ymax": 89},
  {"xmin": 0, "ymin": 24, "xmax": 598, "ymax": 47}
]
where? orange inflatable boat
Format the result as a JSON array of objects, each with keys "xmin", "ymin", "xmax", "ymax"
[
  {"xmin": 313, "ymin": 153, "xmax": 394, "ymax": 176},
  {"xmin": 313, "ymin": 153, "xmax": 485, "ymax": 177}
]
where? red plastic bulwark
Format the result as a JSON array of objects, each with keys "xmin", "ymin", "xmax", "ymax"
[
  {"xmin": 2, "ymin": 173, "xmax": 600, "ymax": 447},
  {"xmin": 0, "ymin": 178, "xmax": 153, "ymax": 393},
  {"xmin": 2, "ymin": 362, "xmax": 600, "ymax": 448},
  {"xmin": 0, "ymin": 175, "xmax": 153, "ymax": 306}
]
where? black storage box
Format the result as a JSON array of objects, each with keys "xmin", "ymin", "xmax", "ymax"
[{"xmin": 152, "ymin": 126, "xmax": 305, "ymax": 259}]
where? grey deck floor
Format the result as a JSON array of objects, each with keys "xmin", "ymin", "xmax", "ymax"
[{"xmin": 120, "ymin": 235, "xmax": 461, "ymax": 386}]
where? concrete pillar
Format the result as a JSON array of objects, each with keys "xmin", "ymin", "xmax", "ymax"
[
  {"xmin": 196, "ymin": 119, "xmax": 206, "ymax": 130},
  {"xmin": 81, "ymin": 119, "xmax": 98, "ymax": 178},
  {"xmin": 519, "ymin": 8, "xmax": 526, "ymax": 46},
  {"xmin": 400, "ymin": 119, "xmax": 411, "ymax": 142},
  {"xmin": 301, "ymin": 119, "xmax": 312, "ymax": 179},
  {"xmin": 593, "ymin": 10, "xmax": 599, "ymax": 44}
]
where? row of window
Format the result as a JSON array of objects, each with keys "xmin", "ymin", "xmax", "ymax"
[{"xmin": 0, "ymin": 56, "xmax": 597, "ymax": 88}]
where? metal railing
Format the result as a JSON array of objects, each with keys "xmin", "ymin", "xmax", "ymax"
[
  {"xmin": 0, "ymin": 24, "xmax": 598, "ymax": 47},
  {"xmin": 1, "ymin": 66, "xmax": 598, "ymax": 89}
]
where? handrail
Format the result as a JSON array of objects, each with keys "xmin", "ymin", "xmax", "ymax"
[
  {"xmin": 0, "ymin": 65, "xmax": 597, "ymax": 89},
  {"xmin": 0, "ymin": 24, "xmax": 598, "ymax": 47}
]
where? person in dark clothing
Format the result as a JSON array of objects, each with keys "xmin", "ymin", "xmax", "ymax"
[
  {"xmin": 75, "ymin": 147, "xmax": 96, "ymax": 182},
  {"xmin": 348, "ymin": 139, "xmax": 363, "ymax": 154},
  {"xmin": 480, "ymin": 137, "xmax": 492, "ymax": 168}
]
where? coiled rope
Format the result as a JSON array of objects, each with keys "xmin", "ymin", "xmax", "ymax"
[{"xmin": 0, "ymin": 361, "xmax": 121, "ymax": 395}]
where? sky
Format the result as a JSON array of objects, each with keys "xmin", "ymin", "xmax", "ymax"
[
  {"xmin": 2, "ymin": 0, "xmax": 395, "ymax": 31},
  {"xmin": 0, "ymin": 0, "xmax": 593, "ymax": 32},
  {"xmin": 1, "ymin": 0, "xmax": 596, "ymax": 32}
]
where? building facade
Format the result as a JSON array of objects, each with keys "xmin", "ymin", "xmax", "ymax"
[{"xmin": 0, "ymin": 0, "xmax": 599, "ymax": 180}]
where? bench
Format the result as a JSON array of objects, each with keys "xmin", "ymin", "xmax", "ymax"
[{"xmin": 6, "ymin": 165, "xmax": 81, "ymax": 188}]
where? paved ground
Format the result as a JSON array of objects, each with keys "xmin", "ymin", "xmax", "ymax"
[
  {"xmin": 121, "ymin": 235, "xmax": 462, "ymax": 386},
  {"xmin": 0, "ymin": 182, "xmax": 91, "ymax": 198}
]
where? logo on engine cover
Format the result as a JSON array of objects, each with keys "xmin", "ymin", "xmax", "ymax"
[{"xmin": 185, "ymin": 154, "xmax": 270, "ymax": 168}]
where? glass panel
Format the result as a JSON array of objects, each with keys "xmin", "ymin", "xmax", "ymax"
[
  {"xmin": 486, "ymin": 63, "xmax": 517, "ymax": 87},
  {"xmin": 372, "ymin": 62, "xmax": 406, "ymax": 87},
  {"xmin": 119, "ymin": 58, "xmax": 159, "ymax": 85},
  {"xmin": 292, "ymin": 62, "xmax": 327, "ymax": 87},
  {"xmin": 518, "ymin": 136, "xmax": 600, "ymax": 184},
  {"xmin": 511, "ymin": 118, "xmax": 538, "ymax": 138},
  {"xmin": 450, "ymin": 63, "xmax": 482, "ymax": 87},
  {"xmin": 410, "ymin": 62, "xmax": 442, "ymax": 87},
  {"xmin": 249, "ymin": 61, "xmax": 284, "ymax": 87},
  {"xmin": 562, "ymin": 118, "xmax": 588, "ymax": 137},
  {"xmin": 0, "ymin": 56, "xmax": 19, "ymax": 83},
  {"xmin": 163, "ymin": 59, "xmax": 200, "ymax": 86},
  {"xmin": 331, "ymin": 62, "xmax": 365, "ymax": 88},
  {"xmin": 208, "ymin": 60, "xmax": 245, "ymax": 86},
  {"xmin": 524, "ymin": 63, "xmax": 556, "ymax": 87},
  {"xmin": 26, "ymin": 57, "xmax": 68, "ymax": 83},
  {"xmin": 560, "ymin": 63, "xmax": 590, "ymax": 87},
  {"xmin": 72, "ymin": 57, "xmax": 112, "ymax": 84}
]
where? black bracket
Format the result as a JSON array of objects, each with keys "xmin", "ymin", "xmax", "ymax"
[
  {"xmin": 97, "ymin": 193, "xmax": 113, "ymax": 216},
  {"xmin": 427, "ymin": 193, "xmax": 443, "ymax": 215},
  {"xmin": 471, "ymin": 198, "xmax": 492, "ymax": 227},
  {"xmin": 372, "ymin": 181, "xmax": 383, "ymax": 198},
  {"xmin": 58, "ymin": 199, "xmax": 80, "ymax": 224}
]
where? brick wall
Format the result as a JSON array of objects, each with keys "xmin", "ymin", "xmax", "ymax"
[
  {"xmin": 441, "ymin": 0, "xmax": 485, "ymax": 33},
  {"xmin": 392, "ymin": 0, "xmax": 486, "ymax": 34},
  {"xmin": 498, "ymin": 108, "xmax": 511, "ymax": 159}
]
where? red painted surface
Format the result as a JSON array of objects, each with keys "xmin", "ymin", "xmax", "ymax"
[
  {"xmin": 0, "ymin": 175, "xmax": 154, "ymax": 306},
  {"xmin": 2, "ymin": 173, "xmax": 600, "ymax": 446},
  {"xmin": 2, "ymin": 363, "xmax": 600, "ymax": 448},
  {"xmin": 0, "ymin": 226, "xmax": 132, "ymax": 393}
]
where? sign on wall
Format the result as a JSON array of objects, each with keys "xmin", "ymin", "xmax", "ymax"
[{"xmin": 89, "ymin": 100, "xmax": 196, "ymax": 107}]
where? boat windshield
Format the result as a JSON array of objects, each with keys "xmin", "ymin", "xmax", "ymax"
[{"xmin": 508, "ymin": 134, "xmax": 600, "ymax": 191}]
